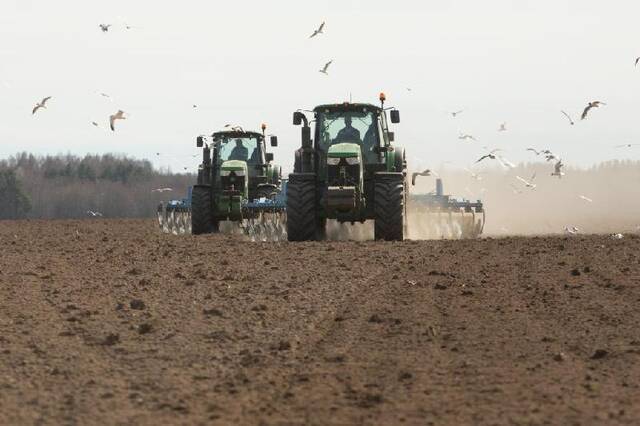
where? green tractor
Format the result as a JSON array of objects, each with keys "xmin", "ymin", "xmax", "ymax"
[
  {"xmin": 191, "ymin": 125, "xmax": 283, "ymax": 236},
  {"xmin": 287, "ymin": 93, "xmax": 407, "ymax": 241}
]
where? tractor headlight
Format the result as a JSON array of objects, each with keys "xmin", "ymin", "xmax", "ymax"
[
  {"xmin": 327, "ymin": 157, "xmax": 341, "ymax": 166},
  {"xmin": 345, "ymin": 157, "xmax": 360, "ymax": 165}
]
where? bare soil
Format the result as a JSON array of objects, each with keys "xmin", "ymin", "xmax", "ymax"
[{"xmin": 1, "ymin": 219, "xmax": 639, "ymax": 425}]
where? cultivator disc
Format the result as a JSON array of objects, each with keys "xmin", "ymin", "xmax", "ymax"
[
  {"xmin": 240, "ymin": 211, "xmax": 287, "ymax": 242},
  {"xmin": 157, "ymin": 202, "xmax": 192, "ymax": 235}
]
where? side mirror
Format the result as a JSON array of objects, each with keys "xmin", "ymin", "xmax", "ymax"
[
  {"xmin": 196, "ymin": 136, "xmax": 204, "ymax": 147},
  {"xmin": 302, "ymin": 126, "xmax": 312, "ymax": 148},
  {"xmin": 390, "ymin": 110, "xmax": 400, "ymax": 123},
  {"xmin": 388, "ymin": 131, "xmax": 395, "ymax": 142},
  {"xmin": 270, "ymin": 135, "xmax": 278, "ymax": 147},
  {"xmin": 265, "ymin": 153, "xmax": 274, "ymax": 162},
  {"xmin": 293, "ymin": 112, "xmax": 303, "ymax": 126}
]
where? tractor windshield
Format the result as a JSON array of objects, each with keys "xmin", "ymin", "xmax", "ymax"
[
  {"xmin": 218, "ymin": 136, "xmax": 260, "ymax": 163},
  {"xmin": 316, "ymin": 109, "xmax": 379, "ymax": 154}
]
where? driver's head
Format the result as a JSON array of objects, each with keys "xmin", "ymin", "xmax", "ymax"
[
  {"xmin": 235, "ymin": 139, "xmax": 244, "ymax": 147},
  {"xmin": 344, "ymin": 116, "xmax": 352, "ymax": 127}
]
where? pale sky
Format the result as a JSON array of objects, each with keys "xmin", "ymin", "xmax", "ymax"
[{"xmin": 1, "ymin": 0, "xmax": 639, "ymax": 174}]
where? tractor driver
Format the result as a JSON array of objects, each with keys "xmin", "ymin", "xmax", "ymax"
[
  {"xmin": 229, "ymin": 139, "xmax": 249, "ymax": 161},
  {"xmin": 334, "ymin": 116, "xmax": 361, "ymax": 143}
]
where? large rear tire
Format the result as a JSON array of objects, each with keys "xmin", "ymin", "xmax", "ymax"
[
  {"xmin": 287, "ymin": 175, "xmax": 320, "ymax": 241},
  {"xmin": 191, "ymin": 186, "xmax": 219, "ymax": 235},
  {"xmin": 374, "ymin": 175, "xmax": 405, "ymax": 241}
]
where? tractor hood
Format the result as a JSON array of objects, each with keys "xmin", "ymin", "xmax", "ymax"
[
  {"xmin": 220, "ymin": 160, "xmax": 247, "ymax": 176},
  {"xmin": 327, "ymin": 143, "xmax": 361, "ymax": 159}
]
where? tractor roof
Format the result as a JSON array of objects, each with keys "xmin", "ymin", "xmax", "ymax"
[
  {"xmin": 211, "ymin": 130, "xmax": 263, "ymax": 140},
  {"xmin": 313, "ymin": 102, "xmax": 382, "ymax": 114}
]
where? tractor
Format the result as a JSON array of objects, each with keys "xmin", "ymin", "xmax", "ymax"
[
  {"xmin": 287, "ymin": 93, "xmax": 407, "ymax": 241},
  {"xmin": 190, "ymin": 125, "xmax": 285, "ymax": 237}
]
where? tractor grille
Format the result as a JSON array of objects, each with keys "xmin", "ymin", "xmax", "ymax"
[
  {"xmin": 221, "ymin": 172, "xmax": 245, "ymax": 192},
  {"xmin": 327, "ymin": 159, "xmax": 359, "ymax": 187}
]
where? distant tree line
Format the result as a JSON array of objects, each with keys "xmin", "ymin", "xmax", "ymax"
[{"xmin": 0, "ymin": 153, "xmax": 193, "ymax": 220}]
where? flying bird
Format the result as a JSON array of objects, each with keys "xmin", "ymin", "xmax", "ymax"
[
  {"xmin": 86, "ymin": 210, "xmax": 103, "ymax": 217},
  {"xmin": 309, "ymin": 21, "xmax": 325, "ymax": 38},
  {"xmin": 91, "ymin": 121, "xmax": 100, "ymax": 128},
  {"xmin": 636, "ymin": 57, "xmax": 640, "ymax": 67},
  {"xmin": 509, "ymin": 184, "xmax": 523, "ymax": 194},
  {"xmin": 319, "ymin": 60, "xmax": 333, "ymax": 75},
  {"xmin": 516, "ymin": 172, "xmax": 537, "ymax": 189},
  {"xmin": 224, "ymin": 124, "xmax": 244, "ymax": 132},
  {"xmin": 475, "ymin": 149, "xmax": 502, "ymax": 164},
  {"xmin": 450, "ymin": 110, "xmax": 463, "ymax": 118},
  {"xmin": 581, "ymin": 101, "xmax": 606, "ymax": 120},
  {"xmin": 497, "ymin": 156, "xmax": 516, "ymax": 169},
  {"xmin": 411, "ymin": 169, "xmax": 439, "ymax": 186},
  {"xmin": 615, "ymin": 143, "xmax": 640, "ymax": 148},
  {"xmin": 565, "ymin": 226, "xmax": 579, "ymax": 235},
  {"xmin": 109, "ymin": 110, "xmax": 126, "ymax": 131},
  {"xmin": 152, "ymin": 188, "xmax": 173, "ymax": 193},
  {"xmin": 551, "ymin": 160, "xmax": 564, "ymax": 178},
  {"xmin": 526, "ymin": 148, "xmax": 542, "ymax": 156},
  {"xmin": 32, "ymin": 96, "xmax": 52, "ymax": 115},
  {"xmin": 561, "ymin": 110, "xmax": 575, "ymax": 125},
  {"xmin": 579, "ymin": 195, "xmax": 593, "ymax": 203},
  {"xmin": 99, "ymin": 24, "xmax": 111, "ymax": 33},
  {"xmin": 498, "ymin": 122, "xmax": 507, "ymax": 132},
  {"xmin": 458, "ymin": 133, "xmax": 476, "ymax": 141}
]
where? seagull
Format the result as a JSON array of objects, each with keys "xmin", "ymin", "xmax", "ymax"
[
  {"xmin": 450, "ymin": 110, "xmax": 463, "ymax": 118},
  {"xmin": 564, "ymin": 226, "xmax": 579, "ymax": 235},
  {"xmin": 497, "ymin": 156, "xmax": 516, "ymax": 169},
  {"xmin": 192, "ymin": 104, "xmax": 197, "ymax": 108},
  {"xmin": 406, "ymin": 87, "xmax": 412, "ymax": 92},
  {"xmin": 526, "ymin": 148, "xmax": 541, "ymax": 156},
  {"xmin": 411, "ymin": 169, "xmax": 439, "ymax": 186},
  {"xmin": 614, "ymin": 143, "xmax": 640, "ymax": 148},
  {"xmin": 91, "ymin": 121, "xmax": 100, "ymax": 127},
  {"xmin": 463, "ymin": 168, "xmax": 482, "ymax": 181},
  {"xmin": 309, "ymin": 21, "xmax": 325, "ymax": 38},
  {"xmin": 319, "ymin": 60, "xmax": 333, "ymax": 75},
  {"xmin": 458, "ymin": 133, "xmax": 476, "ymax": 141},
  {"xmin": 152, "ymin": 188, "xmax": 173, "ymax": 193},
  {"xmin": 32, "ymin": 96, "xmax": 52, "ymax": 115},
  {"xmin": 551, "ymin": 160, "xmax": 564, "ymax": 178},
  {"xmin": 109, "ymin": 110, "xmax": 126, "ymax": 131},
  {"xmin": 581, "ymin": 101, "xmax": 606, "ymax": 120},
  {"xmin": 99, "ymin": 24, "xmax": 111, "ymax": 33},
  {"xmin": 610, "ymin": 233, "xmax": 624, "ymax": 239},
  {"xmin": 498, "ymin": 122, "xmax": 507, "ymax": 132},
  {"xmin": 516, "ymin": 172, "xmax": 537, "ymax": 189},
  {"xmin": 561, "ymin": 110, "xmax": 575, "ymax": 125},
  {"xmin": 475, "ymin": 149, "xmax": 502, "ymax": 164},
  {"xmin": 545, "ymin": 153, "xmax": 557, "ymax": 162},
  {"xmin": 579, "ymin": 195, "xmax": 593, "ymax": 203},
  {"xmin": 636, "ymin": 57, "xmax": 640, "ymax": 67},
  {"xmin": 86, "ymin": 210, "xmax": 103, "ymax": 217}
]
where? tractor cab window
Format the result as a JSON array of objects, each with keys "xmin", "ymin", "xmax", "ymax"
[
  {"xmin": 317, "ymin": 110, "xmax": 378, "ymax": 150},
  {"xmin": 218, "ymin": 137, "xmax": 259, "ymax": 163}
]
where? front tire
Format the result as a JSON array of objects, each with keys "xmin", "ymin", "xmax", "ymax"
[
  {"xmin": 191, "ymin": 185, "xmax": 219, "ymax": 235},
  {"xmin": 374, "ymin": 175, "xmax": 405, "ymax": 241},
  {"xmin": 287, "ymin": 174, "xmax": 319, "ymax": 241}
]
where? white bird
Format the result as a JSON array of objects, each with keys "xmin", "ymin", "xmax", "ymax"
[
  {"xmin": 498, "ymin": 122, "xmax": 507, "ymax": 132},
  {"xmin": 564, "ymin": 226, "xmax": 579, "ymax": 235},
  {"xmin": 497, "ymin": 156, "xmax": 516, "ymax": 169},
  {"xmin": 319, "ymin": 60, "xmax": 333, "ymax": 75},
  {"xmin": 581, "ymin": 101, "xmax": 606, "ymax": 120},
  {"xmin": 551, "ymin": 160, "xmax": 564, "ymax": 178},
  {"xmin": 636, "ymin": 57, "xmax": 640, "ymax": 67},
  {"xmin": 614, "ymin": 143, "xmax": 640, "ymax": 148},
  {"xmin": 458, "ymin": 133, "xmax": 476, "ymax": 141},
  {"xmin": 475, "ymin": 149, "xmax": 502, "ymax": 164},
  {"xmin": 86, "ymin": 210, "xmax": 103, "ymax": 217},
  {"xmin": 411, "ymin": 169, "xmax": 439, "ymax": 185},
  {"xmin": 561, "ymin": 110, "xmax": 575, "ymax": 125},
  {"xmin": 109, "ymin": 110, "xmax": 127, "ymax": 131},
  {"xmin": 152, "ymin": 188, "xmax": 173, "ymax": 193},
  {"xmin": 32, "ymin": 96, "xmax": 52, "ymax": 115},
  {"xmin": 309, "ymin": 21, "xmax": 325, "ymax": 38},
  {"xmin": 224, "ymin": 124, "xmax": 244, "ymax": 132},
  {"xmin": 610, "ymin": 233, "xmax": 624, "ymax": 239},
  {"xmin": 450, "ymin": 110, "xmax": 463, "ymax": 118},
  {"xmin": 91, "ymin": 121, "xmax": 100, "ymax": 127},
  {"xmin": 516, "ymin": 172, "xmax": 537, "ymax": 189},
  {"xmin": 99, "ymin": 24, "xmax": 111, "ymax": 33},
  {"xmin": 579, "ymin": 195, "xmax": 593, "ymax": 203}
]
